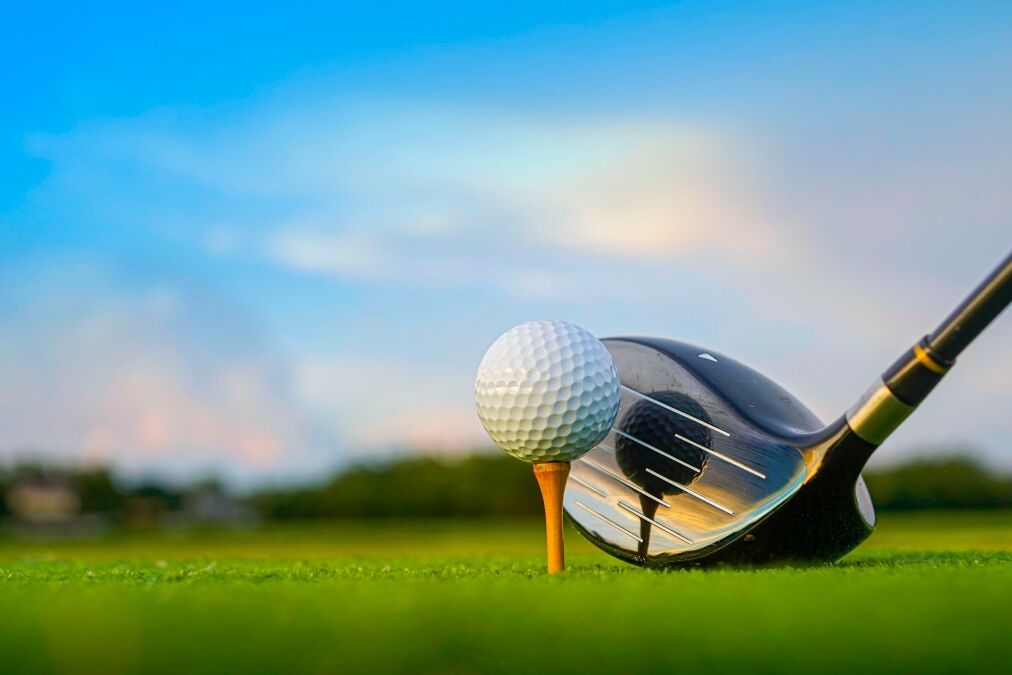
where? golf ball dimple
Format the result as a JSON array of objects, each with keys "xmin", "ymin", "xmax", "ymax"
[{"xmin": 475, "ymin": 320, "xmax": 621, "ymax": 463}]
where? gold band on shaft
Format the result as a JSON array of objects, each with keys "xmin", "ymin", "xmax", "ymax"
[
  {"xmin": 845, "ymin": 378, "xmax": 915, "ymax": 445},
  {"xmin": 913, "ymin": 343, "xmax": 948, "ymax": 374}
]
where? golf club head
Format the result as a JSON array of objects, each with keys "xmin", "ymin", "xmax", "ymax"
[
  {"xmin": 564, "ymin": 253, "xmax": 1010, "ymax": 567},
  {"xmin": 564, "ymin": 337, "xmax": 874, "ymax": 567}
]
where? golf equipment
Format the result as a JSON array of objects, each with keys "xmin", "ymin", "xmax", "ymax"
[
  {"xmin": 475, "ymin": 320, "xmax": 621, "ymax": 463},
  {"xmin": 475, "ymin": 319, "xmax": 621, "ymax": 572},
  {"xmin": 564, "ymin": 252, "xmax": 1012, "ymax": 566},
  {"xmin": 611, "ymin": 392, "xmax": 712, "ymax": 557}
]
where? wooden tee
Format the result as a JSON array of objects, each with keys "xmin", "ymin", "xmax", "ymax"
[{"xmin": 533, "ymin": 461, "xmax": 571, "ymax": 574}]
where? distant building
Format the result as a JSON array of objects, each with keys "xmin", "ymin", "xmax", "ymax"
[
  {"xmin": 179, "ymin": 488, "xmax": 257, "ymax": 526},
  {"xmin": 6, "ymin": 480, "xmax": 80, "ymax": 523}
]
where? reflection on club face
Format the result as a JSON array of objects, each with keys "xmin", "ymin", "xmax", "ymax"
[
  {"xmin": 615, "ymin": 392, "xmax": 711, "ymax": 494},
  {"xmin": 614, "ymin": 392, "xmax": 711, "ymax": 556}
]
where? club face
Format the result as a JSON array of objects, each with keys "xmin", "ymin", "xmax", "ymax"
[{"xmin": 563, "ymin": 338, "xmax": 821, "ymax": 566}]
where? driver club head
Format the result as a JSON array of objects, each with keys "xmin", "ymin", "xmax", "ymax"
[
  {"xmin": 565, "ymin": 337, "xmax": 872, "ymax": 567},
  {"xmin": 564, "ymin": 252, "xmax": 1011, "ymax": 567}
]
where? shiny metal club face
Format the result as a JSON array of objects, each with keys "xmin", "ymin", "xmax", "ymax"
[{"xmin": 564, "ymin": 338, "xmax": 818, "ymax": 566}]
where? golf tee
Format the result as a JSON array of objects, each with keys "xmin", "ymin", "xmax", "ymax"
[{"xmin": 533, "ymin": 461, "xmax": 571, "ymax": 574}]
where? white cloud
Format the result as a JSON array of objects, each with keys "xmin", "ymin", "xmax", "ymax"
[
  {"xmin": 0, "ymin": 261, "xmax": 334, "ymax": 483},
  {"xmin": 269, "ymin": 226, "xmax": 387, "ymax": 279},
  {"xmin": 294, "ymin": 355, "xmax": 487, "ymax": 456},
  {"xmin": 201, "ymin": 226, "xmax": 241, "ymax": 256},
  {"xmin": 29, "ymin": 103, "xmax": 783, "ymax": 289},
  {"xmin": 500, "ymin": 269, "xmax": 565, "ymax": 301},
  {"xmin": 262, "ymin": 113, "xmax": 780, "ymax": 275}
]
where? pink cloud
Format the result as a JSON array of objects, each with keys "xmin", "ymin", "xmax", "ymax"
[{"xmin": 0, "ymin": 262, "xmax": 328, "ymax": 481}]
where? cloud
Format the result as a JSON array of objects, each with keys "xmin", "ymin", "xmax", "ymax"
[
  {"xmin": 17, "ymin": 91, "xmax": 1012, "ymax": 469},
  {"xmin": 28, "ymin": 103, "xmax": 782, "ymax": 292},
  {"xmin": 0, "ymin": 259, "xmax": 334, "ymax": 483},
  {"xmin": 293, "ymin": 355, "xmax": 488, "ymax": 456},
  {"xmin": 269, "ymin": 226, "xmax": 387, "ymax": 279}
]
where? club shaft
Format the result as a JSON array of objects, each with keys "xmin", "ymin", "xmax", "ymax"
[
  {"xmin": 925, "ymin": 251, "xmax": 1012, "ymax": 364},
  {"xmin": 847, "ymin": 251, "xmax": 1011, "ymax": 445}
]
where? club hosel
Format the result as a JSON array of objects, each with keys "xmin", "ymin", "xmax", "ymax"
[{"xmin": 845, "ymin": 336, "xmax": 951, "ymax": 445}]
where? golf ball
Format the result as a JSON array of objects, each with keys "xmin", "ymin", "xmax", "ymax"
[{"xmin": 474, "ymin": 320, "xmax": 621, "ymax": 463}]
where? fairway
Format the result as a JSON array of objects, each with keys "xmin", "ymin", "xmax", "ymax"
[{"xmin": 1, "ymin": 512, "xmax": 1009, "ymax": 674}]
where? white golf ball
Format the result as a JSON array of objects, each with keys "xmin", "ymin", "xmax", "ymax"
[{"xmin": 474, "ymin": 320, "xmax": 621, "ymax": 463}]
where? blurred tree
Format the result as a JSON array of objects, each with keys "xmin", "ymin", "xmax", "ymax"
[
  {"xmin": 0, "ymin": 467, "xmax": 10, "ymax": 517},
  {"xmin": 864, "ymin": 456, "xmax": 1011, "ymax": 510},
  {"xmin": 3, "ymin": 451, "xmax": 1009, "ymax": 522},
  {"xmin": 254, "ymin": 452, "xmax": 1012, "ymax": 519},
  {"xmin": 253, "ymin": 453, "xmax": 542, "ymax": 519},
  {"xmin": 75, "ymin": 468, "xmax": 124, "ymax": 513}
]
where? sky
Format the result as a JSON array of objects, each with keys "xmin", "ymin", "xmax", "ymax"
[{"xmin": 1, "ymin": 1, "xmax": 1010, "ymax": 485}]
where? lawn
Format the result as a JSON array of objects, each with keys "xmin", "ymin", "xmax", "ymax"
[{"xmin": 1, "ymin": 511, "xmax": 1010, "ymax": 674}]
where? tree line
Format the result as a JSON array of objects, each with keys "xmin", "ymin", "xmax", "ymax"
[{"xmin": 1, "ymin": 452, "xmax": 1009, "ymax": 522}]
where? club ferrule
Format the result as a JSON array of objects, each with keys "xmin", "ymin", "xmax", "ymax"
[{"xmin": 845, "ymin": 377, "xmax": 915, "ymax": 445}]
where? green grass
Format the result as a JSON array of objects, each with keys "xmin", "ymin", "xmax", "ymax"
[{"xmin": 1, "ymin": 512, "xmax": 1010, "ymax": 674}]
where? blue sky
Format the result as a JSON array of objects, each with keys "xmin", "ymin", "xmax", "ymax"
[{"xmin": 2, "ymin": 2, "xmax": 1010, "ymax": 484}]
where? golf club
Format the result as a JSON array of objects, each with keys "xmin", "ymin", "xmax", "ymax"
[{"xmin": 565, "ymin": 252, "xmax": 1012, "ymax": 566}]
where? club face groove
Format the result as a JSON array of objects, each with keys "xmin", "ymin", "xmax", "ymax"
[{"xmin": 563, "ymin": 338, "xmax": 812, "ymax": 566}]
